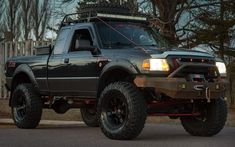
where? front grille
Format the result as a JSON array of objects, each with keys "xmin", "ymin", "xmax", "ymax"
[
  {"xmin": 168, "ymin": 56, "xmax": 218, "ymax": 81},
  {"xmin": 177, "ymin": 57, "xmax": 215, "ymax": 64},
  {"xmin": 168, "ymin": 56, "xmax": 215, "ymax": 69}
]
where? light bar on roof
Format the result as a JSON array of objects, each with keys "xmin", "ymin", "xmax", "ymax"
[{"xmin": 97, "ymin": 13, "xmax": 147, "ymax": 21}]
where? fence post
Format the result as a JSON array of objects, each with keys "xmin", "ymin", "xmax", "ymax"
[
  {"xmin": 25, "ymin": 40, "xmax": 31, "ymax": 56},
  {"xmin": 4, "ymin": 42, "xmax": 8, "ymax": 63},
  {"xmin": 9, "ymin": 42, "xmax": 13, "ymax": 58},
  {"xmin": 30, "ymin": 40, "xmax": 34, "ymax": 55},
  {"xmin": 19, "ymin": 42, "xmax": 23, "ymax": 56},
  {"xmin": 0, "ymin": 43, "xmax": 3, "ymax": 99}
]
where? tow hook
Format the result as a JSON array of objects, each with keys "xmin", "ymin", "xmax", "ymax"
[
  {"xmin": 194, "ymin": 85, "xmax": 204, "ymax": 91},
  {"xmin": 205, "ymin": 87, "xmax": 211, "ymax": 103},
  {"xmin": 194, "ymin": 85, "xmax": 211, "ymax": 103}
]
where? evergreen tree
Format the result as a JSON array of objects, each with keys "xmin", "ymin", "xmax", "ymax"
[{"xmin": 184, "ymin": 0, "xmax": 235, "ymax": 60}]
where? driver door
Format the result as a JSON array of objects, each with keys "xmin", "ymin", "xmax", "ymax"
[{"xmin": 59, "ymin": 28, "xmax": 99, "ymax": 98}]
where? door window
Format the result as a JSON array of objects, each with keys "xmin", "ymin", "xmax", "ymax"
[{"xmin": 70, "ymin": 29, "xmax": 93, "ymax": 52}]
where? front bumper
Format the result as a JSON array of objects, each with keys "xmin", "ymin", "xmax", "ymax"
[{"xmin": 134, "ymin": 76, "xmax": 228, "ymax": 99}]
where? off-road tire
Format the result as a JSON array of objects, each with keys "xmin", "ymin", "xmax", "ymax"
[
  {"xmin": 180, "ymin": 98, "xmax": 227, "ymax": 136},
  {"xmin": 81, "ymin": 107, "xmax": 99, "ymax": 127},
  {"xmin": 78, "ymin": 3, "xmax": 131, "ymax": 15},
  {"xmin": 98, "ymin": 82, "xmax": 147, "ymax": 140},
  {"xmin": 11, "ymin": 84, "xmax": 42, "ymax": 129}
]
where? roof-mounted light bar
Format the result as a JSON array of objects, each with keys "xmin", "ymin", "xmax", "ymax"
[{"xmin": 97, "ymin": 13, "xmax": 147, "ymax": 21}]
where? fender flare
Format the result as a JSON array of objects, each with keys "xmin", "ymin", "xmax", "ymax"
[
  {"xmin": 12, "ymin": 64, "xmax": 39, "ymax": 91},
  {"xmin": 97, "ymin": 59, "xmax": 139, "ymax": 97}
]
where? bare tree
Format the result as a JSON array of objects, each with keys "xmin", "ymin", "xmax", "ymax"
[
  {"xmin": 0, "ymin": 0, "xmax": 22, "ymax": 41},
  {"xmin": 0, "ymin": 0, "xmax": 5, "ymax": 23},
  {"xmin": 151, "ymin": 0, "xmax": 193, "ymax": 44},
  {"xmin": 31, "ymin": 0, "xmax": 51, "ymax": 40},
  {"xmin": 0, "ymin": 0, "xmax": 5, "ymax": 37},
  {"xmin": 21, "ymin": 0, "xmax": 32, "ymax": 40}
]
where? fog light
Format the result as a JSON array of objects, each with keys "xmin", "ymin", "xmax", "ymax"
[{"xmin": 181, "ymin": 84, "xmax": 186, "ymax": 89}]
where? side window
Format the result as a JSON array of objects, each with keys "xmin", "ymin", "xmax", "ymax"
[
  {"xmin": 53, "ymin": 28, "xmax": 70, "ymax": 54},
  {"xmin": 70, "ymin": 29, "xmax": 93, "ymax": 52}
]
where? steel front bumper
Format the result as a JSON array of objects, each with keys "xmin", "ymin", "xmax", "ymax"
[{"xmin": 134, "ymin": 76, "xmax": 228, "ymax": 100}]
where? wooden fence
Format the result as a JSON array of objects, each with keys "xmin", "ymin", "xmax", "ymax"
[{"xmin": 0, "ymin": 40, "xmax": 51, "ymax": 99}]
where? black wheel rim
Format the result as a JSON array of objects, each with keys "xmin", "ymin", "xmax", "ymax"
[
  {"xmin": 13, "ymin": 94, "xmax": 27, "ymax": 122},
  {"xmin": 102, "ymin": 91, "xmax": 128, "ymax": 129}
]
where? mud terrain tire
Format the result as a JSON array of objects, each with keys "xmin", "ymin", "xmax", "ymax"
[
  {"xmin": 11, "ymin": 84, "xmax": 42, "ymax": 129},
  {"xmin": 98, "ymin": 82, "xmax": 147, "ymax": 140},
  {"xmin": 180, "ymin": 98, "xmax": 227, "ymax": 136}
]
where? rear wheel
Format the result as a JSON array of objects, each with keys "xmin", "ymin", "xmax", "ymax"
[
  {"xmin": 98, "ymin": 82, "xmax": 147, "ymax": 140},
  {"xmin": 180, "ymin": 98, "xmax": 227, "ymax": 136},
  {"xmin": 11, "ymin": 84, "xmax": 42, "ymax": 129},
  {"xmin": 81, "ymin": 106, "xmax": 99, "ymax": 127}
]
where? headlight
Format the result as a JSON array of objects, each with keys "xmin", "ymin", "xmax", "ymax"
[
  {"xmin": 216, "ymin": 62, "xmax": 227, "ymax": 76},
  {"xmin": 142, "ymin": 59, "xmax": 169, "ymax": 71}
]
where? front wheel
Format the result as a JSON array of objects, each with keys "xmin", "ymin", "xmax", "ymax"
[
  {"xmin": 98, "ymin": 82, "xmax": 147, "ymax": 140},
  {"xmin": 180, "ymin": 98, "xmax": 227, "ymax": 136},
  {"xmin": 11, "ymin": 84, "xmax": 42, "ymax": 129}
]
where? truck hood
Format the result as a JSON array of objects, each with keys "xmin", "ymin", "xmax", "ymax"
[{"xmin": 135, "ymin": 46, "xmax": 214, "ymax": 59}]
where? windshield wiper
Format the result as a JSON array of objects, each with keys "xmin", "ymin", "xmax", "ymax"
[{"xmin": 139, "ymin": 44, "xmax": 158, "ymax": 47}]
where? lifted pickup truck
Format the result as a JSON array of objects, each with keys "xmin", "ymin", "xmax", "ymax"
[{"xmin": 5, "ymin": 11, "xmax": 227, "ymax": 140}]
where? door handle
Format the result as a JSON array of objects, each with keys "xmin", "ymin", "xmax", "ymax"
[{"xmin": 64, "ymin": 58, "xmax": 70, "ymax": 64}]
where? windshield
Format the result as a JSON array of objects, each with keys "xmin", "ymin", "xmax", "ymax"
[{"xmin": 96, "ymin": 21, "xmax": 169, "ymax": 49}]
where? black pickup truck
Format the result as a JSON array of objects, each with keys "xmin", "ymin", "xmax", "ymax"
[{"xmin": 5, "ymin": 12, "xmax": 228, "ymax": 140}]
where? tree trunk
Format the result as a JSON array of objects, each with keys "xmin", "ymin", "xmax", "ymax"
[
  {"xmin": 219, "ymin": 0, "xmax": 226, "ymax": 61},
  {"xmin": 150, "ymin": 0, "xmax": 157, "ymax": 16},
  {"xmin": 22, "ymin": 0, "xmax": 32, "ymax": 40},
  {"xmin": 9, "ymin": 0, "xmax": 14, "ymax": 41},
  {"xmin": 152, "ymin": 0, "xmax": 178, "ymax": 45}
]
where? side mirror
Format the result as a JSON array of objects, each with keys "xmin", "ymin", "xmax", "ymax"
[
  {"xmin": 75, "ymin": 39, "xmax": 96, "ymax": 52},
  {"xmin": 35, "ymin": 45, "xmax": 52, "ymax": 55}
]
